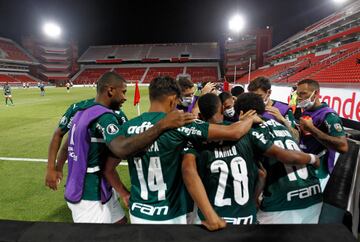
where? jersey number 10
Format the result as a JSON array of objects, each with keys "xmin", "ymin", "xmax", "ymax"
[{"xmin": 274, "ymin": 139, "xmax": 309, "ymax": 181}]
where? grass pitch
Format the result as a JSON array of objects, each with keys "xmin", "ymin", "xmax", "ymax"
[{"xmin": 0, "ymin": 86, "xmax": 150, "ymax": 222}]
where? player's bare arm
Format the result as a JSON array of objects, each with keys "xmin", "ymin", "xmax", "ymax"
[
  {"xmin": 108, "ymin": 110, "xmax": 195, "ymax": 158},
  {"xmin": 103, "ymin": 156, "xmax": 130, "ymax": 208},
  {"xmin": 264, "ymin": 145, "xmax": 320, "ymax": 167},
  {"xmin": 300, "ymin": 117, "xmax": 348, "ymax": 153},
  {"xmin": 207, "ymin": 114, "xmax": 255, "ymax": 141},
  {"xmin": 45, "ymin": 128, "xmax": 65, "ymax": 190},
  {"xmin": 182, "ymin": 153, "xmax": 226, "ymax": 231},
  {"xmin": 265, "ymin": 106, "xmax": 300, "ymax": 142}
]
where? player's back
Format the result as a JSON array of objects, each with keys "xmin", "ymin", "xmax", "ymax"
[
  {"xmin": 195, "ymin": 135, "xmax": 260, "ymax": 224},
  {"xmin": 120, "ymin": 112, "xmax": 209, "ymax": 222},
  {"xmin": 255, "ymin": 119, "xmax": 322, "ymax": 212}
]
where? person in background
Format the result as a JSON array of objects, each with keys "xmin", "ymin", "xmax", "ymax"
[
  {"xmin": 219, "ymin": 91, "xmax": 238, "ymax": 122},
  {"xmin": 248, "ymin": 76, "xmax": 299, "ymax": 141},
  {"xmin": 3, "ymin": 82, "xmax": 14, "ymax": 106},
  {"xmin": 177, "ymin": 77, "xmax": 198, "ymax": 113},
  {"xmin": 40, "ymin": 82, "xmax": 45, "ymax": 96},
  {"xmin": 66, "ymin": 82, "xmax": 71, "ymax": 93},
  {"xmin": 289, "ymin": 85, "xmax": 298, "ymax": 114},
  {"xmin": 297, "ymin": 79, "xmax": 348, "ymax": 190},
  {"xmin": 231, "ymin": 85, "xmax": 244, "ymax": 98}
]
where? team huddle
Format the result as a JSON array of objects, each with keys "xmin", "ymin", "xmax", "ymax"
[{"xmin": 45, "ymin": 72, "xmax": 348, "ymax": 230}]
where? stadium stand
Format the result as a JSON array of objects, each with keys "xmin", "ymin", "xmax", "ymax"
[
  {"xmin": 71, "ymin": 68, "xmax": 111, "ymax": 84},
  {"xmin": 237, "ymin": 0, "xmax": 360, "ymax": 84},
  {"xmin": 0, "ymin": 37, "xmax": 36, "ymax": 64},
  {"xmin": 78, "ymin": 43, "xmax": 220, "ymax": 62},
  {"xmin": 186, "ymin": 66, "xmax": 218, "ymax": 83},
  {"xmin": 0, "ymin": 37, "xmax": 41, "ymax": 85},
  {"xmin": 142, "ymin": 67, "xmax": 184, "ymax": 83},
  {"xmin": 74, "ymin": 43, "xmax": 221, "ymax": 84},
  {"xmin": 0, "ymin": 72, "xmax": 41, "ymax": 85},
  {"xmin": 113, "ymin": 68, "xmax": 146, "ymax": 82},
  {"xmin": 71, "ymin": 63, "xmax": 221, "ymax": 84}
]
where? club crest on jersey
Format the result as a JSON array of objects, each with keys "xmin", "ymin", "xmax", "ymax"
[
  {"xmin": 106, "ymin": 124, "xmax": 119, "ymax": 135},
  {"xmin": 334, "ymin": 123, "xmax": 342, "ymax": 132},
  {"xmin": 59, "ymin": 116, "xmax": 68, "ymax": 125}
]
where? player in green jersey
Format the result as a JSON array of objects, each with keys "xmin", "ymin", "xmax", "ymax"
[
  {"xmin": 62, "ymin": 72, "xmax": 196, "ymax": 223},
  {"xmin": 182, "ymin": 93, "xmax": 321, "ymax": 230},
  {"xmin": 104, "ymin": 76, "xmax": 259, "ymax": 224},
  {"xmin": 3, "ymin": 82, "xmax": 14, "ymax": 106},
  {"xmin": 297, "ymin": 79, "xmax": 348, "ymax": 191},
  {"xmin": 248, "ymin": 77, "xmax": 299, "ymax": 141},
  {"xmin": 45, "ymin": 96, "xmax": 128, "ymax": 191},
  {"xmin": 235, "ymin": 92, "xmax": 323, "ymax": 224}
]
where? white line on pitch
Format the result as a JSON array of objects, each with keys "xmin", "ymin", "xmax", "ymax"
[{"xmin": 0, "ymin": 157, "xmax": 128, "ymax": 166}]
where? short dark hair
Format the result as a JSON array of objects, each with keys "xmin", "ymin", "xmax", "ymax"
[
  {"xmin": 177, "ymin": 77, "xmax": 194, "ymax": 92},
  {"xmin": 97, "ymin": 71, "xmax": 125, "ymax": 94},
  {"xmin": 198, "ymin": 93, "xmax": 221, "ymax": 121},
  {"xmin": 234, "ymin": 92, "xmax": 265, "ymax": 115},
  {"xmin": 231, "ymin": 86, "xmax": 244, "ymax": 97},
  {"xmin": 297, "ymin": 79, "xmax": 319, "ymax": 91},
  {"xmin": 219, "ymin": 92, "xmax": 233, "ymax": 104},
  {"xmin": 149, "ymin": 76, "xmax": 181, "ymax": 101},
  {"xmin": 247, "ymin": 76, "xmax": 271, "ymax": 92}
]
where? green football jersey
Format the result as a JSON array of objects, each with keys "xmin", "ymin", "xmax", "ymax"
[
  {"xmin": 81, "ymin": 110, "xmax": 126, "ymax": 201},
  {"xmin": 254, "ymin": 119, "xmax": 322, "ymax": 212},
  {"xmin": 185, "ymin": 131, "xmax": 272, "ymax": 225},
  {"xmin": 119, "ymin": 112, "xmax": 209, "ymax": 221},
  {"xmin": 3, "ymin": 85, "xmax": 11, "ymax": 95},
  {"xmin": 58, "ymin": 98, "xmax": 128, "ymax": 134}
]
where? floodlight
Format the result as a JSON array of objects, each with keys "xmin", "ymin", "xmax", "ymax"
[
  {"xmin": 333, "ymin": 0, "xmax": 348, "ymax": 4},
  {"xmin": 229, "ymin": 14, "xmax": 245, "ymax": 33},
  {"xmin": 43, "ymin": 22, "xmax": 61, "ymax": 38}
]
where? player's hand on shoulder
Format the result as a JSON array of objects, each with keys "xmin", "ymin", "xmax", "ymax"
[
  {"xmin": 265, "ymin": 106, "xmax": 285, "ymax": 123},
  {"xmin": 239, "ymin": 110, "xmax": 255, "ymax": 121},
  {"xmin": 202, "ymin": 215, "xmax": 227, "ymax": 231},
  {"xmin": 239, "ymin": 110, "xmax": 263, "ymax": 124},
  {"xmin": 162, "ymin": 110, "xmax": 196, "ymax": 129}
]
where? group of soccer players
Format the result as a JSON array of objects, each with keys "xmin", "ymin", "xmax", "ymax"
[{"xmin": 45, "ymin": 71, "xmax": 348, "ymax": 230}]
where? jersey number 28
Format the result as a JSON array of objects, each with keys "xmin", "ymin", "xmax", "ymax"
[{"xmin": 211, "ymin": 157, "xmax": 249, "ymax": 207}]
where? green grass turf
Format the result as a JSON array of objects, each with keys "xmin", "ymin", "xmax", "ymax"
[{"xmin": 0, "ymin": 86, "xmax": 150, "ymax": 222}]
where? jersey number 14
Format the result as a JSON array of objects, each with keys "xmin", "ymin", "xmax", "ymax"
[{"xmin": 134, "ymin": 157, "xmax": 168, "ymax": 201}]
